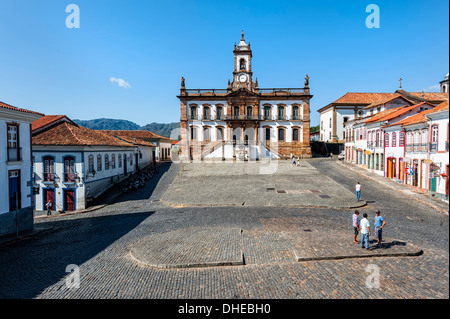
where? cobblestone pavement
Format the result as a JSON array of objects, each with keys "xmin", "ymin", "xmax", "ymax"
[{"xmin": 0, "ymin": 160, "xmax": 448, "ymax": 299}]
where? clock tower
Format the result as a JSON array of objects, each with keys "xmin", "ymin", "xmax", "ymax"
[{"xmin": 231, "ymin": 31, "xmax": 254, "ymax": 91}]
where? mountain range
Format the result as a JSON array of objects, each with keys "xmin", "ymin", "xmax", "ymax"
[{"xmin": 73, "ymin": 118, "xmax": 180, "ymax": 139}]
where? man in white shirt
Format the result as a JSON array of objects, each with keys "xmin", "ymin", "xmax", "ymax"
[
  {"xmin": 355, "ymin": 182, "xmax": 362, "ymax": 201},
  {"xmin": 360, "ymin": 213, "xmax": 371, "ymax": 249}
]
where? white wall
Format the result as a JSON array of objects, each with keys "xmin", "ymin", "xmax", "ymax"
[{"xmin": 0, "ymin": 119, "xmax": 33, "ymax": 214}]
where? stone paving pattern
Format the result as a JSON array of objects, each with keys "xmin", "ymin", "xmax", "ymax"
[
  {"xmin": 162, "ymin": 161, "xmax": 364, "ymax": 208},
  {"xmin": 0, "ymin": 159, "xmax": 448, "ymax": 299}
]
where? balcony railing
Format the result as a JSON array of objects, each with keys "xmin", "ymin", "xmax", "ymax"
[
  {"xmin": 259, "ymin": 88, "xmax": 305, "ymax": 95},
  {"xmin": 183, "ymin": 88, "xmax": 307, "ymax": 96},
  {"xmin": 188, "ymin": 115, "xmax": 303, "ymax": 121},
  {"xmin": 43, "ymin": 172, "xmax": 56, "ymax": 182},
  {"xmin": 185, "ymin": 89, "xmax": 228, "ymax": 96},
  {"xmin": 7, "ymin": 147, "xmax": 22, "ymax": 162},
  {"xmin": 64, "ymin": 172, "xmax": 77, "ymax": 183},
  {"xmin": 429, "ymin": 142, "xmax": 438, "ymax": 152}
]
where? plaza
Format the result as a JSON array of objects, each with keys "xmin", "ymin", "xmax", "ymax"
[{"xmin": 0, "ymin": 158, "xmax": 448, "ymax": 299}]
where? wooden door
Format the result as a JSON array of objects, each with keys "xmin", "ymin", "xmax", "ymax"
[
  {"xmin": 8, "ymin": 170, "xmax": 21, "ymax": 211},
  {"xmin": 64, "ymin": 190, "xmax": 75, "ymax": 211},
  {"xmin": 43, "ymin": 189, "xmax": 55, "ymax": 210}
]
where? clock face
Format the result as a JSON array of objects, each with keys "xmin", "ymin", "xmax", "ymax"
[{"xmin": 239, "ymin": 74, "xmax": 248, "ymax": 82}]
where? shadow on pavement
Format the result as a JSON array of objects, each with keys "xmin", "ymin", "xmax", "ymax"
[
  {"xmin": 0, "ymin": 211, "xmax": 153, "ymax": 299},
  {"xmin": 113, "ymin": 162, "xmax": 172, "ymax": 204}
]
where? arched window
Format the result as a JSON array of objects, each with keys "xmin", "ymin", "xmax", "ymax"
[
  {"xmin": 43, "ymin": 156, "xmax": 55, "ymax": 181},
  {"xmin": 392, "ymin": 133, "xmax": 396, "ymax": 147},
  {"xmin": 240, "ymin": 59, "xmax": 246, "ymax": 70},
  {"xmin": 399, "ymin": 132, "xmax": 405, "ymax": 146},
  {"xmin": 64, "ymin": 156, "xmax": 75, "ymax": 182},
  {"xmin": 111, "ymin": 154, "xmax": 116, "ymax": 169},
  {"xmin": 203, "ymin": 127, "xmax": 211, "ymax": 141},
  {"xmin": 190, "ymin": 126, "xmax": 198, "ymax": 140},
  {"xmin": 217, "ymin": 127, "xmax": 224, "ymax": 140},
  {"xmin": 190, "ymin": 105, "xmax": 197, "ymax": 120},
  {"xmin": 292, "ymin": 128, "xmax": 299, "ymax": 141},
  {"xmin": 292, "ymin": 105, "xmax": 299, "ymax": 120},
  {"xmin": 105, "ymin": 154, "xmax": 110, "ymax": 170},
  {"xmin": 265, "ymin": 127, "xmax": 271, "ymax": 141},
  {"xmin": 118, "ymin": 154, "xmax": 122, "ymax": 168},
  {"xmin": 246, "ymin": 106, "xmax": 253, "ymax": 119},
  {"xmin": 203, "ymin": 106, "xmax": 210, "ymax": 120},
  {"xmin": 216, "ymin": 105, "xmax": 223, "ymax": 120},
  {"xmin": 130, "ymin": 153, "xmax": 133, "ymax": 165},
  {"xmin": 385, "ymin": 133, "xmax": 390, "ymax": 147},
  {"xmin": 278, "ymin": 106, "xmax": 285, "ymax": 120},
  {"xmin": 431, "ymin": 125, "xmax": 438, "ymax": 151},
  {"xmin": 88, "ymin": 155, "xmax": 94, "ymax": 173},
  {"xmin": 278, "ymin": 127, "xmax": 285, "ymax": 141},
  {"xmin": 264, "ymin": 106, "xmax": 271, "ymax": 120},
  {"xmin": 234, "ymin": 106, "xmax": 240, "ymax": 119},
  {"xmin": 97, "ymin": 154, "xmax": 102, "ymax": 171}
]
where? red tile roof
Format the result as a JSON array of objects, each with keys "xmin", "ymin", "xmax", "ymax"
[
  {"xmin": 31, "ymin": 115, "xmax": 74, "ymax": 132},
  {"xmin": 370, "ymin": 102, "xmax": 435, "ymax": 125},
  {"xmin": 363, "ymin": 95, "xmax": 413, "ymax": 109},
  {"xmin": 33, "ymin": 122, "xmax": 133, "ymax": 147},
  {"xmin": 383, "ymin": 102, "xmax": 444, "ymax": 127},
  {"xmin": 0, "ymin": 100, "xmax": 44, "ymax": 116},
  {"xmin": 100, "ymin": 130, "xmax": 171, "ymax": 141},
  {"xmin": 332, "ymin": 93, "xmax": 400, "ymax": 105}
]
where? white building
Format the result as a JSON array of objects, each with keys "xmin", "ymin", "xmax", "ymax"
[
  {"xmin": 426, "ymin": 101, "xmax": 449, "ymax": 199},
  {"xmin": 32, "ymin": 116, "xmax": 155, "ymax": 212},
  {"xmin": 320, "ymin": 75, "xmax": 449, "ymax": 143},
  {"xmin": 1, "ymin": 101, "xmax": 43, "ymax": 237},
  {"xmin": 178, "ymin": 31, "xmax": 312, "ymax": 161}
]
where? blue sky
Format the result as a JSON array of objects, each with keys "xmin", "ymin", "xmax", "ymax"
[{"xmin": 0, "ymin": 0, "xmax": 448, "ymax": 127}]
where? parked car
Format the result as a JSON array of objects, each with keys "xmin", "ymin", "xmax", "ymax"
[{"xmin": 338, "ymin": 151, "xmax": 345, "ymax": 160}]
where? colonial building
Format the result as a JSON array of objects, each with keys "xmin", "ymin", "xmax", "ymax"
[
  {"xmin": 100, "ymin": 130, "xmax": 172, "ymax": 162},
  {"xmin": 178, "ymin": 32, "xmax": 312, "ymax": 161},
  {"xmin": 32, "ymin": 115, "xmax": 155, "ymax": 213},
  {"xmin": 319, "ymin": 74, "xmax": 449, "ymax": 143},
  {"xmin": 1, "ymin": 100, "xmax": 43, "ymax": 237}
]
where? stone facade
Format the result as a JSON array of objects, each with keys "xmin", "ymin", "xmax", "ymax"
[{"xmin": 178, "ymin": 32, "xmax": 312, "ymax": 161}]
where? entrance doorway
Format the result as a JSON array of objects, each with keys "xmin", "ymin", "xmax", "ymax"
[
  {"xmin": 43, "ymin": 188, "xmax": 55, "ymax": 211},
  {"xmin": 8, "ymin": 170, "xmax": 21, "ymax": 211},
  {"xmin": 64, "ymin": 189, "xmax": 75, "ymax": 211}
]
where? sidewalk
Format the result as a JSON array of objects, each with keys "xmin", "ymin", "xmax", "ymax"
[{"xmin": 336, "ymin": 160, "xmax": 449, "ymax": 214}]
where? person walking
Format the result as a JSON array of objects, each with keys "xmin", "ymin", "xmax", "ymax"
[
  {"xmin": 45, "ymin": 200, "xmax": 52, "ymax": 216},
  {"xmin": 330, "ymin": 152, "xmax": 333, "ymax": 159},
  {"xmin": 355, "ymin": 182, "xmax": 362, "ymax": 201},
  {"xmin": 352, "ymin": 210, "xmax": 361, "ymax": 244},
  {"xmin": 292, "ymin": 156, "xmax": 296, "ymax": 166},
  {"xmin": 374, "ymin": 210, "xmax": 386, "ymax": 248},
  {"xmin": 360, "ymin": 213, "xmax": 371, "ymax": 250}
]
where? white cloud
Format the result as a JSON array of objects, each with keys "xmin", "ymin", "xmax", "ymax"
[
  {"xmin": 110, "ymin": 77, "xmax": 131, "ymax": 89},
  {"xmin": 421, "ymin": 84, "xmax": 440, "ymax": 92}
]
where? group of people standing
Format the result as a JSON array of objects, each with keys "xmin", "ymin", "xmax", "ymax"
[{"xmin": 352, "ymin": 210, "xmax": 386, "ymax": 249}]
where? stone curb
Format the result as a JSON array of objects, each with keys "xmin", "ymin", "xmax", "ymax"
[
  {"xmin": 158, "ymin": 199, "xmax": 367, "ymax": 210},
  {"xmin": 129, "ymin": 251, "xmax": 245, "ymax": 269},
  {"xmin": 293, "ymin": 248, "xmax": 424, "ymax": 262}
]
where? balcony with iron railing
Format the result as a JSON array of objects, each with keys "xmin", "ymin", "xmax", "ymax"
[
  {"xmin": 189, "ymin": 115, "xmax": 303, "ymax": 122},
  {"xmin": 7, "ymin": 147, "xmax": 22, "ymax": 162},
  {"xmin": 429, "ymin": 142, "xmax": 438, "ymax": 152},
  {"xmin": 182, "ymin": 88, "xmax": 308, "ymax": 97}
]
